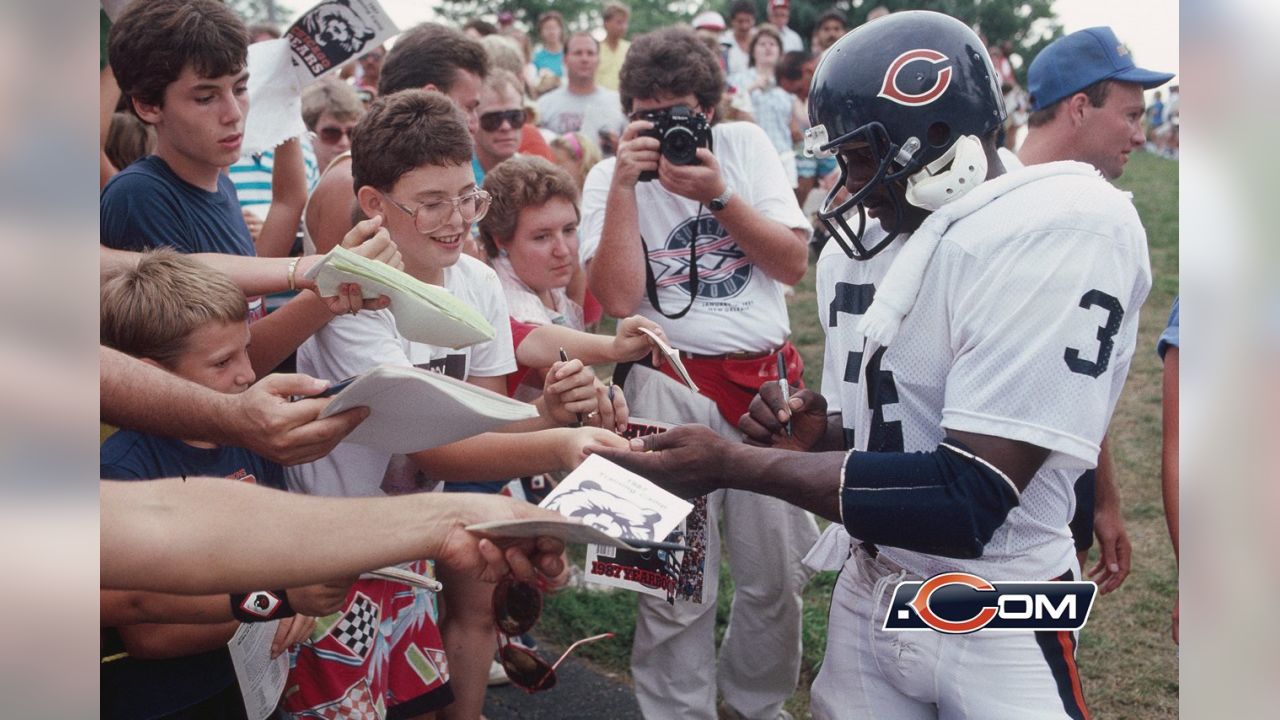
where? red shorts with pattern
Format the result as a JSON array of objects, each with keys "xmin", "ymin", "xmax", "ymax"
[{"xmin": 279, "ymin": 562, "xmax": 452, "ymax": 719}]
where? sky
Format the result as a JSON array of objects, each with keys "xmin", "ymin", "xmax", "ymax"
[
  {"xmin": 274, "ymin": 0, "xmax": 1180, "ymax": 83},
  {"xmin": 1052, "ymin": 0, "xmax": 1179, "ymax": 82}
]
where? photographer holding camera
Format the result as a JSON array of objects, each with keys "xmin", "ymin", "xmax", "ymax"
[{"xmin": 580, "ymin": 27, "xmax": 818, "ymax": 720}]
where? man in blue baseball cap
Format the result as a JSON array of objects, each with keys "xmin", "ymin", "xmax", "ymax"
[{"xmin": 1020, "ymin": 26, "xmax": 1175, "ymax": 179}]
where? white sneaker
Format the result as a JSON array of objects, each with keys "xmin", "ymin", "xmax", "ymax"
[{"xmin": 487, "ymin": 659, "xmax": 510, "ymax": 687}]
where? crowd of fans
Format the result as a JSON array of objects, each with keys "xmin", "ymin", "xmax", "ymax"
[{"xmin": 98, "ymin": 2, "xmax": 1179, "ymax": 719}]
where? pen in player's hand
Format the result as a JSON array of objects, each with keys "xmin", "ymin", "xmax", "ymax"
[
  {"xmin": 560, "ymin": 347, "xmax": 584, "ymax": 428},
  {"xmin": 777, "ymin": 352, "xmax": 792, "ymax": 437}
]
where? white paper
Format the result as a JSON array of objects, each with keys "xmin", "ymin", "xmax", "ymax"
[
  {"xmin": 467, "ymin": 517, "xmax": 670, "ymax": 552},
  {"xmin": 284, "ymin": 0, "xmax": 399, "ymax": 87},
  {"xmin": 638, "ymin": 327, "xmax": 699, "ymax": 392},
  {"xmin": 320, "ymin": 365, "xmax": 540, "ymax": 454},
  {"xmin": 228, "ymin": 620, "xmax": 288, "ymax": 720},
  {"xmin": 539, "ymin": 454, "xmax": 692, "ymax": 543},
  {"xmin": 243, "ymin": 40, "xmax": 305, "ymax": 155},
  {"xmin": 361, "ymin": 564, "xmax": 443, "ymax": 592},
  {"xmin": 305, "ymin": 246, "xmax": 495, "ymax": 349},
  {"xmin": 242, "ymin": 1, "xmax": 400, "ymax": 155},
  {"xmin": 580, "ymin": 419, "xmax": 707, "ymax": 603}
]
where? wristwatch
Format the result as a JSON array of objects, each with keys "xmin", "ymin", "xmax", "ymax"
[{"xmin": 708, "ymin": 187, "xmax": 734, "ymax": 212}]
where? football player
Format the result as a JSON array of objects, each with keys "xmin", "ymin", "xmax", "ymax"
[{"xmin": 595, "ymin": 11, "xmax": 1151, "ymax": 718}]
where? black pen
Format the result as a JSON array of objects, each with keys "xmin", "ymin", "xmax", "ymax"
[
  {"xmin": 560, "ymin": 347, "xmax": 584, "ymax": 427},
  {"xmin": 777, "ymin": 352, "xmax": 792, "ymax": 436}
]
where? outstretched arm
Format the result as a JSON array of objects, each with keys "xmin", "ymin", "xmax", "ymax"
[
  {"xmin": 100, "ymin": 345, "xmax": 369, "ymax": 466},
  {"xmin": 593, "ymin": 423, "xmax": 1049, "ymax": 560},
  {"xmin": 101, "ymin": 479, "xmax": 568, "ymax": 594}
]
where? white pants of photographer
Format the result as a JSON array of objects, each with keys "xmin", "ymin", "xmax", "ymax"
[
  {"xmin": 811, "ymin": 544, "xmax": 1090, "ymax": 720},
  {"xmin": 624, "ymin": 366, "xmax": 819, "ymax": 720}
]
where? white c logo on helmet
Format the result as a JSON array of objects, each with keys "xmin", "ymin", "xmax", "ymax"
[{"xmin": 878, "ymin": 49, "xmax": 953, "ymax": 107}]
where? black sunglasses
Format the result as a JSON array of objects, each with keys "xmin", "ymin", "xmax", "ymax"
[
  {"xmin": 480, "ymin": 108, "xmax": 527, "ymax": 132},
  {"xmin": 492, "ymin": 578, "xmax": 613, "ymax": 692}
]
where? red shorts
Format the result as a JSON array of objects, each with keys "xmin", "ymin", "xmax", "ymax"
[{"xmin": 279, "ymin": 562, "xmax": 452, "ymax": 719}]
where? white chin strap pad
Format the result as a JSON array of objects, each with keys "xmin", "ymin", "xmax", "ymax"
[{"xmin": 904, "ymin": 134, "xmax": 988, "ymax": 211}]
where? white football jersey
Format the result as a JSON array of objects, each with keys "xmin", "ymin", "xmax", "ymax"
[{"xmin": 816, "ymin": 167, "xmax": 1152, "ymax": 580}]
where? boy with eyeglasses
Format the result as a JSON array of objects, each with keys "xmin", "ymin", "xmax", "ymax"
[
  {"xmin": 305, "ymin": 22, "xmax": 489, "ymax": 257},
  {"xmin": 286, "ymin": 89, "xmax": 627, "ymax": 720}
]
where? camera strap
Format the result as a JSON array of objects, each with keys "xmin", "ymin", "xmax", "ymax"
[
  {"xmin": 639, "ymin": 129, "xmax": 716, "ymax": 320},
  {"xmin": 640, "ymin": 206, "xmax": 705, "ymax": 320}
]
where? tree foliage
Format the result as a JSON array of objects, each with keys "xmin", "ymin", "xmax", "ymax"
[
  {"xmin": 710, "ymin": 0, "xmax": 1062, "ymax": 85},
  {"xmin": 434, "ymin": 1, "xmax": 1062, "ymax": 86},
  {"xmin": 225, "ymin": 0, "xmax": 291, "ymax": 26},
  {"xmin": 435, "ymin": 1, "xmax": 702, "ymax": 37}
]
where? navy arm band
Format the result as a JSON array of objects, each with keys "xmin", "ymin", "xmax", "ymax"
[{"xmin": 840, "ymin": 440, "xmax": 1020, "ymax": 559}]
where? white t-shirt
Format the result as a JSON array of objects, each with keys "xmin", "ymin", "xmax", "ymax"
[
  {"xmin": 535, "ymin": 86, "xmax": 626, "ymax": 140},
  {"xmin": 776, "ymin": 25, "xmax": 805, "ymax": 54},
  {"xmin": 816, "ymin": 167, "xmax": 1151, "ymax": 581},
  {"xmin": 719, "ymin": 32, "xmax": 751, "ymax": 78},
  {"xmin": 580, "ymin": 121, "xmax": 811, "ymax": 354},
  {"xmin": 286, "ymin": 255, "xmax": 517, "ymax": 497}
]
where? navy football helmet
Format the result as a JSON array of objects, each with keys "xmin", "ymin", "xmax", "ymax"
[{"xmin": 805, "ymin": 11, "xmax": 1007, "ymax": 259}]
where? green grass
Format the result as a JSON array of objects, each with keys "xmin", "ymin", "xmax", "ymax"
[{"xmin": 541, "ymin": 150, "xmax": 1179, "ymax": 717}]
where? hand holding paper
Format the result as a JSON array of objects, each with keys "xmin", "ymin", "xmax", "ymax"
[
  {"xmin": 466, "ymin": 453, "xmax": 694, "ymax": 552},
  {"xmin": 613, "ymin": 316, "xmax": 670, "ymax": 365},
  {"xmin": 304, "ymin": 245, "xmax": 495, "ymax": 347},
  {"xmin": 318, "ymin": 365, "xmax": 539, "ymax": 454},
  {"xmin": 307, "ymin": 215, "xmax": 402, "ymax": 315},
  {"xmin": 637, "ymin": 327, "xmax": 699, "ymax": 392}
]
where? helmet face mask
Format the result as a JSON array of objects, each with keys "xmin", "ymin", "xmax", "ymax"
[
  {"xmin": 805, "ymin": 10, "xmax": 1007, "ymax": 260},
  {"xmin": 815, "ymin": 121, "xmax": 926, "ymax": 260}
]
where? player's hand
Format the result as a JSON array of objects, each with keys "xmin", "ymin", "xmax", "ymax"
[
  {"xmin": 658, "ymin": 148, "xmax": 725, "ymax": 205},
  {"xmin": 740, "ymin": 384, "xmax": 829, "ymax": 452},
  {"xmin": 436, "ymin": 495, "xmax": 569, "ymax": 583},
  {"xmin": 242, "ymin": 209, "xmax": 264, "ymax": 242},
  {"xmin": 542, "ymin": 358, "xmax": 600, "ymax": 426},
  {"xmin": 612, "ymin": 119, "xmax": 660, "ymax": 188},
  {"xmin": 611, "ymin": 315, "xmax": 667, "ymax": 366},
  {"xmin": 1088, "ymin": 504, "xmax": 1131, "ymax": 594},
  {"xmin": 585, "ymin": 380, "xmax": 628, "ymax": 433},
  {"xmin": 589, "ymin": 424, "xmax": 730, "ymax": 498},
  {"xmin": 556, "ymin": 426, "xmax": 629, "ymax": 471},
  {"xmin": 269, "ymin": 613, "xmax": 317, "ymax": 658},
  {"xmin": 231, "ymin": 374, "xmax": 370, "ymax": 465},
  {"xmin": 284, "ymin": 581, "xmax": 352, "ymax": 618}
]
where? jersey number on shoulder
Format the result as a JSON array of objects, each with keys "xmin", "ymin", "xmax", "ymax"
[
  {"xmin": 829, "ymin": 282, "xmax": 904, "ymax": 452},
  {"xmin": 1064, "ymin": 289, "xmax": 1124, "ymax": 378}
]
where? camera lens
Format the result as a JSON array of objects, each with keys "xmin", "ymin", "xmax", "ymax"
[{"xmin": 663, "ymin": 126, "xmax": 698, "ymax": 165}]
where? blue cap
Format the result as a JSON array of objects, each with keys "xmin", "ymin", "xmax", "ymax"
[{"xmin": 1027, "ymin": 26, "xmax": 1174, "ymax": 111}]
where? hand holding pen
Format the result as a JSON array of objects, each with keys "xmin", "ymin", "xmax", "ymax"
[
  {"xmin": 777, "ymin": 352, "xmax": 792, "ymax": 437},
  {"xmin": 560, "ymin": 348, "xmax": 585, "ymax": 428}
]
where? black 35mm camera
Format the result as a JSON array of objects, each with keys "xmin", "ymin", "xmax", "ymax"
[{"xmin": 636, "ymin": 104, "xmax": 711, "ymax": 182}]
